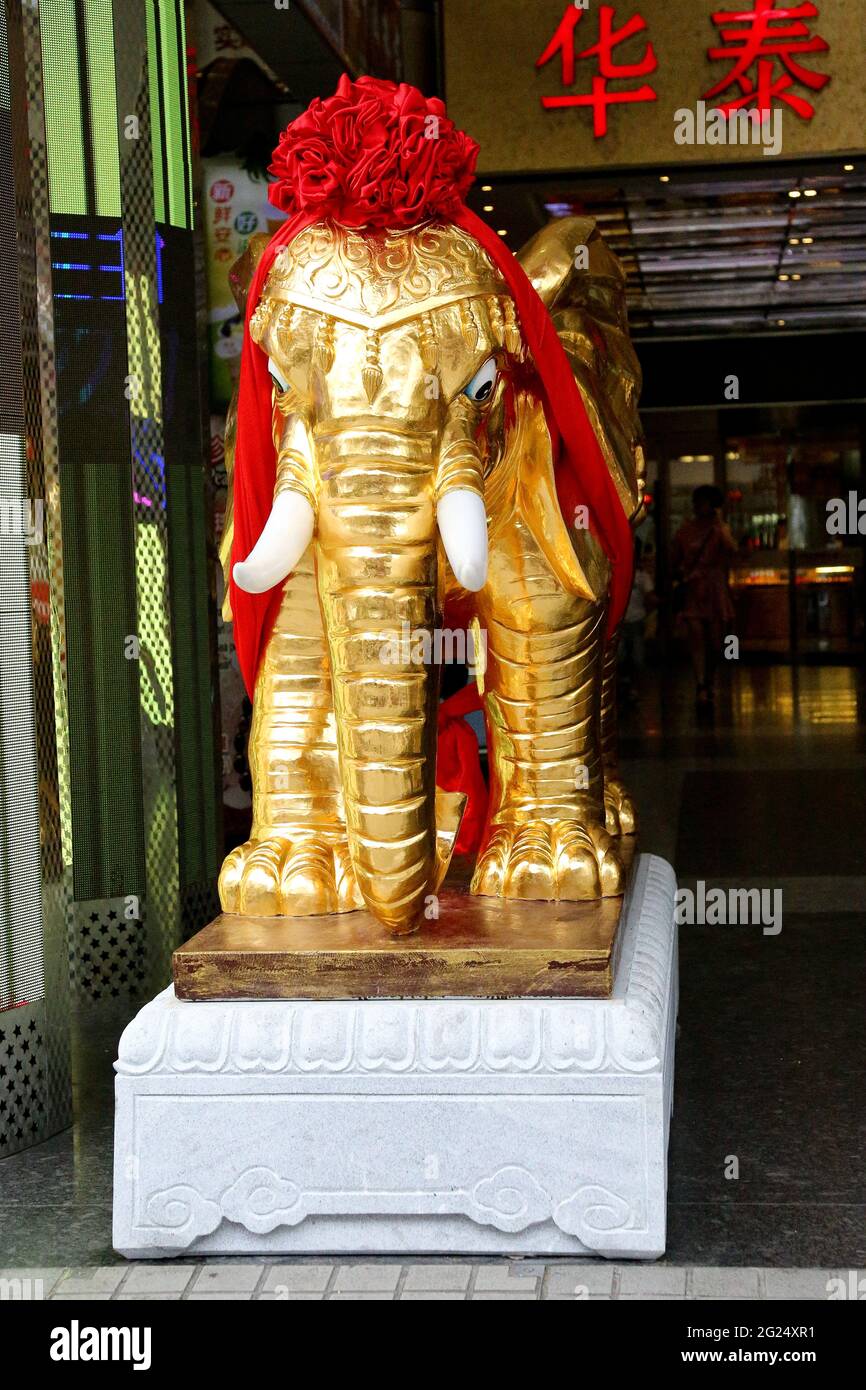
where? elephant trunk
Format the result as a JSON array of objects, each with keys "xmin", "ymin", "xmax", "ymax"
[{"xmin": 316, "ymin": 427, "xmax": 445, "ymax": 933}]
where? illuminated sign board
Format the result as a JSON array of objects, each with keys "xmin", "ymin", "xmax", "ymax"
[{"xmin": 444, "ymin": 0, "xmax": 860, "ymax": 173}]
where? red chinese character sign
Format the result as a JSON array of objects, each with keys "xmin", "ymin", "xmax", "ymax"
[
  {"xmin": 704, "ymin": 0, "xmax": 830, "ymax": 121},
  {"xmin": 536, "ymin": 3, "xmax": 658, "ymax": 137}
]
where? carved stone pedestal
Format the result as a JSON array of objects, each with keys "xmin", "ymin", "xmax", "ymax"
[{"xmin": 113, "ymin": 854, "xmax": 677, "ymax": 1259}]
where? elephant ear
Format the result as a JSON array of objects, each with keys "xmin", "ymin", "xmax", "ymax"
[
  {"xmin": 517, "ymin": 216, "xmax": 645, "ymax": 524},
  {"xmin": 219, "ymin": 231, "xmax": 272, "ymax": 621}
]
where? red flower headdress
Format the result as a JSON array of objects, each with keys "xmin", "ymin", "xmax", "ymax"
[
  {"xmin": 230, "ymin": 77, "xmax": 633, "ymax": 852},
  {"xmin": 268, "ymin": 76, "xmax": 478, "ymax": 228}
]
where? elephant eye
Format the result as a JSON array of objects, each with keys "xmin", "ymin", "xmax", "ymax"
[
  {"xmin": 268, "ymin": 356, "xmax": 288, "ymax": 392},
  {"xmin": 463, "ymin": 356, "xmax": 497, "ymax": 404}
]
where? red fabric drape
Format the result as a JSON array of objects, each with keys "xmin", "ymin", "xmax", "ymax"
[
  {"xmin": 229, "ymin": 210, "xmax": 320, "ymax": 698},
  {"xmin": 452, "ymin": 207, "xmax": 633, "ymax": 637},
  {"xmin": 436, "ymin": 684, "xmax": 488, "ymax": 855}
]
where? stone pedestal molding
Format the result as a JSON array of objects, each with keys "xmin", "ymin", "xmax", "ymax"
[{"xmin": 113, "ymin": 853, "xmax": 677, "ymax": 1259}]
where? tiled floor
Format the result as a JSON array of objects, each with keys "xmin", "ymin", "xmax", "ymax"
[
  {"xmin": 1, "ymin": 664, "xmax": 864, "ymax": 1273},
  {"xmin": 0, "ymin": 1263, "xmax": 855, "ymax": 1300}
]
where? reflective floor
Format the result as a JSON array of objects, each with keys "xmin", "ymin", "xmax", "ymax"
[
  {"xmin": 620, "ymin": 661, "xmax": 866, "ymax": 871},
  {"xmin": 619, "ymin": 660, "xmax": 866, "ymax": 1267},
  {"xmin": 0, "ymin": 660, "xmax": 864, "ymax": 1268},
  {"xmin": 628, "ymin": 662, "xmax": 865, "ymax": 741}
]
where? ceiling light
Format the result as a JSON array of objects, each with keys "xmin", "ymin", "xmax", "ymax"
[
  {"xmin": 789, "ymin": 237, "xmax": 800, "ymax": 245},
  {"xmin": 776, "ymin": 319, "xmax": 786, "ymax": 326},
  {"xmin": 483, "ymin": 204, "xmax": 494, "ymax": 212},
  {"xmin": 788, "ymin": 190, "xmax": 801, "ymax": 198},
  {"xmin": 778, "ymin": 274, "xmax": 789, "ymax": 281},
  {"xmin": 802, "ymin": 236, "xmax": 814, "ymax": 244},
  {"xmin": 481, "ymin": 184, "xmax": 493, "ymax": 191},
  {"xmin": 803, "ymin": 188, "xmax": 817, "ymax": 197},
  {"xmin": 792, "ymin": 273, "xmax": 801, "ymax": 280},
  {"xmin": 659, "ymin": 175, "xmax": 670, "ymax": 183},
  {"xmin": 497, "ymin": 229, "xmax": 507, "ymax": 237},
  {"xmin": 843, "ymin": 164, "xmax": 854, "ymax": 172},
  {"xmin": 678, "ymin": 454, "xmax": 695, "ymax": 463}
]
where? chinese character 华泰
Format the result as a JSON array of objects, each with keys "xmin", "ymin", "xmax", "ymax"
[
  {"xmin": 536, "ymin": 3, "xmax": 658, "ymax": 138},
  {"xmin": 704, "ymin": 0, "xmax": 830, "ymax": 121}
]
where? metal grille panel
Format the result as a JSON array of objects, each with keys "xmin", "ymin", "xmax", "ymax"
[
  {"xmin": 70, "ymin": 896, "xmax": 148, "ymax": 1004},
  {"xmin": 0, "ymin": 0, "xmax": 73, "ymax": 1153}
]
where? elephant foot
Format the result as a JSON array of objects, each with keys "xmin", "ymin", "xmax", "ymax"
[
  {"xmin": 604, "ymin": 775, "xmax": 637, "ymax": 836},
  {"xmin": 219, "ymin": 835, "xmax": 363, "ymax": 917},
  {"xmin": 471, "ymin": 818, "xmax": 624, "ymax": 901}
]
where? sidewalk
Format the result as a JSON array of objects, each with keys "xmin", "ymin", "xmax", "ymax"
[{"xmin": 0, "ymin": 1262, "xmax": 851, "ymax": 1301}]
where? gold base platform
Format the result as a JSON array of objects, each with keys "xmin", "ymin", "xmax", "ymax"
[{"xmin": 173, "ymin": 849, "xmax": 636, "ymax": 1001}]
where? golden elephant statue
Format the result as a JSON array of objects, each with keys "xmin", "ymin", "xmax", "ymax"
[{"xmin": 217, "ymin": 209, "xmax": 645, "ymax": 935}]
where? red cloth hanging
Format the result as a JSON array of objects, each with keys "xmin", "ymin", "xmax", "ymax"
[
  {"xmin": 452, "ymin": 206, "xmax": 633, "ymax": 637},
  {"xmin": 436, "ymin": 684, "xmax": 488, "ymax": 855},
  {"xmin": 228, "ymin": 208, "xmax": 320, "ymax": 700}
]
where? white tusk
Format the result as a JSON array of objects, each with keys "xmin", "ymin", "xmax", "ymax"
[
  {"xmin": 233, "ymin": 491, "xmax": 314, "ymax": 594},
  {"xmin": 267, "ymin": 356, "xmax": 288, "ymax": 391},
  {"xmin": 437, "ymin": 489, "xmax": 488, "ymax": 592}
]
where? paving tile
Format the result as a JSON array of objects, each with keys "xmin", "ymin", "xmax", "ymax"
[
  {"xmin": 403, "ymin": 1264, "xmax": 472, "ymax": 1292},
  {"xmin": 764, "ymin": 1270, "xmax": 838, "ymax": 1300},
  {"xmin": 258, "ymin": 1292, "xmax": 324, "ymax": 1301},
  {"xmin": 544, "ymin": 1266, "xmax": 615, "ymax": 1297},
  {"xmin": 823, "ymin": 1271, "xmax": 866, "ymax": 1301},
  {"xmin": 190, "ymin": 1265, "xmax": 262, "ymax": 1294},
  {"xmin": 400, "ymin": 1291, "xmax": 466, "ymax": 1300},
  {"xmin": 691, "ymin": 1267, "xmax": 761, "ymax": 1299},
  {"xmin": 619, "ymin": 1293, "xmax": 690, "ymax": 1300},
  {"xmin": 0, "ymin": 1273, "xmax": 62, "ymax": 1301},
  {"xmin": 471, "ymin": 1291, "xmax": 538, "ymax": 1300},
  {"xmin": 261, "ymin": 1264, "xmax": 332, "ymax": 1293},
  {"xmin": 55, "ymin": 1267, "xmax": 126, "ymax": 1294},
  {"xmin": 330, "ymin": 1292, "xmax": 394, "ymax": 1300},
  {"xmin": 50, "ymin": 1293, "xmax": 113, "ymax": 1301},
  {"xmin": 473, "ymin": 1264, "xmax": 539, "ymax": 1292},
  {"xmin": 115, "ymin": 1292, "xmax": 182, "ymax": 1300},
  {"xmin": 333, "ymin": 1264, "xmax": 402, "ymax": 1292},
  {"xmin": 122, "ymin": 1265, "xmax": 196, "ymax": 1294},
  {"xmin": 187, "ymin": 1291, "xmax": 254, "ymax": 1300},
  {"xmin": 544, "ymin": 1284, "xmax": 614, "ymax": 1295},
  {"xmin": 618, "ymin": 1265, "xmax": 688, "ymax": 1296}
]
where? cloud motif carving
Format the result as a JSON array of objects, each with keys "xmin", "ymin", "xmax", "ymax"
[
  {"xmin": 471, "ymin": 1166, "xmax": 551, "ymax": 1232},
  {"xmin": 555, "ymin": 1184, "xmax": 633, "ymax": 1238},
  {"xmin": 145, "ymin": 1185, "xmax": 221, "ymax": 1243},
  {"xmin": 220, "ymin": 1167, "xmax": 303, "ymax": 1233}
]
